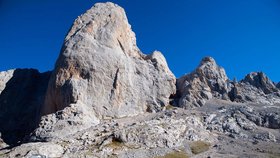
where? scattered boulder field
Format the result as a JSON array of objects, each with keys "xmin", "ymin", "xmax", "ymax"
[{"xmin": 0, "ymin": 2, "xmax": 279, "ymax": 158}]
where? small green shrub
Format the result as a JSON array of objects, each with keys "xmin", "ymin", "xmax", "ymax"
[{"xmin": 165, "ymin": 104, "xmax": 174, "ymax": 110}]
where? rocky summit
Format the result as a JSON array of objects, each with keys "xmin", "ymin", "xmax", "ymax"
[{"xmin": 0, "ymin": 2, "xmax": 279, "ymax": 158}]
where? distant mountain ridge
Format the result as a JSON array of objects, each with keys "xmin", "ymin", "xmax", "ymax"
[{"xmin": 176, "ymin": 56, "xmax": 280, "ymax": 108}]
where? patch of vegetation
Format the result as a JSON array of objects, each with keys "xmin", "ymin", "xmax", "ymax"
[
  {"xmin": 268, "ymin": 153, "xmax": 280, "ymax": 158},
  {"xmin": 165, "ymin": 104, "xmax": 175, "ymax": 110},
  {"xmin": 0, "ymin": 153, "xmax": 7, "ymax": 157},
  {"xmin": 190, "ymin": 141, "xmax": 211, "ymax": 155},
  {"xmin": 156, "ymin": 151, "xmax": 189, "ymax": 158}
]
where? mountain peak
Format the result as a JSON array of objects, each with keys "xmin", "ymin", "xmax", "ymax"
[
  {"xmin": 196, "ymin": 56, "xmax": 228, "ymax": 81},
  {"xmin": 64, "ymin": 2, "xmax": 140, "ymax": 58}
]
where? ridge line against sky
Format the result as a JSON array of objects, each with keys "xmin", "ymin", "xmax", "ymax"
[{"xmin": 0, "ymin": 0, "xmax": 280, "ymax": 81}]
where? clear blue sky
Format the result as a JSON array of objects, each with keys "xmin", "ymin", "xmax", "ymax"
[{"xmin": 1, "ymin": 0, "xmax": 280, "ymax": 82}]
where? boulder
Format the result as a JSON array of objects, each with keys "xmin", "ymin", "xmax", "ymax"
[
  {"xmin": 39, "ymin": 2, "xmax": 176, "ymax": 137},
  {"xmin": 176, "ymin": 57, "xmax": 230, "ymax": 108}
]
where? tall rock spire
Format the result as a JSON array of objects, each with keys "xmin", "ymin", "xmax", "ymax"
[{"xmin": 38, "ymin": 2, "xmax": 176, "ymax": 137}]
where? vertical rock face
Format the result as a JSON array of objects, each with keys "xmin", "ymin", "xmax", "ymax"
[
  {"xmin": 176, "ymin": 57, "xmax": 230, "ymax": 108},
  {"xmin": 0, "ymin": 69, "xmax": 51, "ymax": 145},
  {"xmin": 42, "ymin": 2, "xmax": 176, "ymax": 130}
]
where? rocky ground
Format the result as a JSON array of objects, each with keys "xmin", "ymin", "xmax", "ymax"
[
  {"xmin": 1, "ymin": 99, "xmax": 279, "ymax": 158},
  {"xmin": 0, "ymin": 2, "xmax": 279, "ymax": 158}
]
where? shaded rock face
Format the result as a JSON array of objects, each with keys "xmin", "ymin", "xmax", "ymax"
[
  {"xmin": 176, "ymin": 57, "xmax": 231, "ymax": 108},
  {"xmin": 40, "ymin": 2, "xmax": 176, "ymax": 136},
  {"xmin": 0, "ymin": 69, "xmax": 51, "ymax": 146},
  {"xmin": 276, "ymin": 82, "xmax": 280, "ymax": 89}
]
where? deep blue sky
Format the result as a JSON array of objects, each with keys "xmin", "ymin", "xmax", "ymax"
[{"xmin": 1, "ymin": 0, "xmax": 280, "ymax": 81}]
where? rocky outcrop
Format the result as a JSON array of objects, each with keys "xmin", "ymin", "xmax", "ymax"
[
  {"xmin": 241, "ymin": 72, "xmax": 278, "ymax": 94},
  {"xmin": 228, "ymin": 82, "xmax": 280, "ymax": 104},
  {"xmin": 177, "ymin": 57, "xmax": 280, "ymax": 108},
  {"xmin": 38, "ymin": 2, "xmax": 175, "ymax": 138},
  {"xmin": 176, "ymin": 57, "xmax": 231, "ymax": 108},
  {"xmin": 228, "ymin": 72, "xmax": 280, "ymax": 104},
  {"xmin": 0, "ymin": 69, "xmax": 51, "ymax": 146}
]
